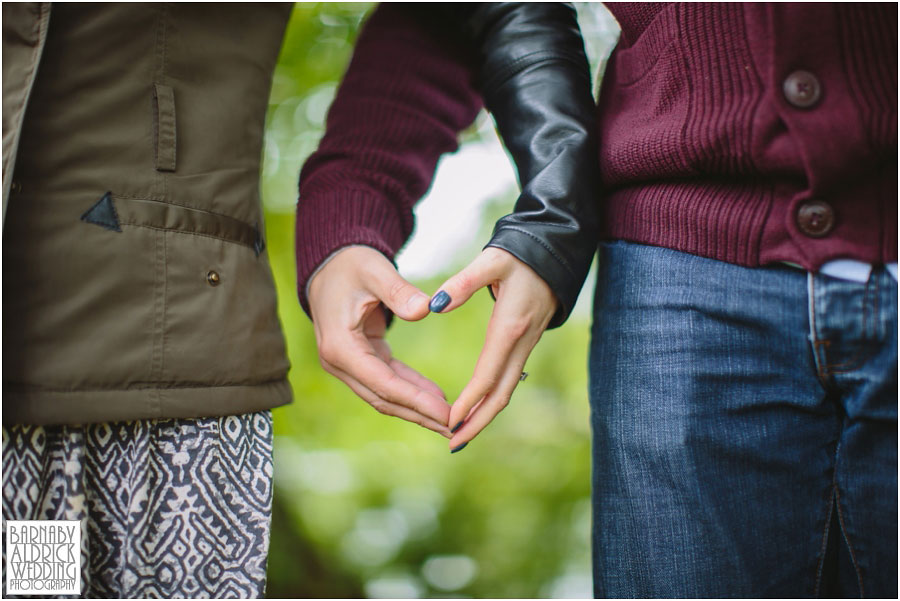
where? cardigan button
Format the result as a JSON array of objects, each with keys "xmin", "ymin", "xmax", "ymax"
[
  {"xmin": 783, "ymin": 71, "xmax": 822, "ymax": 108},
  {"xmin": 796, "ymin": 200, "xmax": 835, "ymax": 237},
  {"xmin": 207, "ymin": 270, "xmax": 221, "ymax": 286}
]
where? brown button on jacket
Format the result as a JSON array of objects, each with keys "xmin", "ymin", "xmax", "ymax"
[{"xmin": 2, "ymin": 3, "xmax": 293, "ymax": 424}]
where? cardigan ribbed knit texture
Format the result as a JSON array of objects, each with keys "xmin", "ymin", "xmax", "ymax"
[
  {"xmin": 599, "ymin": 2, "xmax": 897, "ymax": 271},
  {"xmin": 296, "ymin": 3, "xmax": 897, "ymax": 314},
  {"xmin": 296, "ymin": 4, "xmax": 481, "ymax": 314}
]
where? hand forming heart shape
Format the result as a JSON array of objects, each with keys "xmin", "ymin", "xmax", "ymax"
[{"xmin": 307, "ymin": 245, "xmax": 557, "ymax": 452}]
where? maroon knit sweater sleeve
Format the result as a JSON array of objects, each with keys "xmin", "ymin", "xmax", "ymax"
[{"xmin": 295, "ymin": 4, "xmax": 482, "ymax": 316}]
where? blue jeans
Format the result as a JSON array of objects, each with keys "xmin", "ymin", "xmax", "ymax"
[{"xmin": 589, "ymin": 241, "xmax": 897, "ymax": 598}]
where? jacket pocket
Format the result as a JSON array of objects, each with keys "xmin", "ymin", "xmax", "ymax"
[
  {"xmin": 81, "ymin": 193, "xmax": 265, "ymax": 256},
  {"xmin": 153, "ymin": 83, "xmax": 177, "ymax": 172}
]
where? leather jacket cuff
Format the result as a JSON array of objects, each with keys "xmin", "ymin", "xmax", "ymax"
[
  {"xmin": 485, "ymin": 224, "xmax": 594, "ymax": 329},
  {"xmin": 486, "ymin": 225, "xmax": 590, "ymax": 328},
  {"xmin": 461, "ymin": 3, "xmax": 601, "ymax": 328}
]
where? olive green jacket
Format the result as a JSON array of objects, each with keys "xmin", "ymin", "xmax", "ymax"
[{"xmin": 2, "ymin": 3, "xmax": 293, "ymax": 424}]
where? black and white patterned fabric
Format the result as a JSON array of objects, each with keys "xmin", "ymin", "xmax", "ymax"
[{"xmin": 2, "ymin": 411, "xmax": 274, "ymax": 598}]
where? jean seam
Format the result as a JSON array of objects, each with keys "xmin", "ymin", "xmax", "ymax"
[
  {"xmin": 834, "ymin": 483, "xmax": 866, "ymax": 597},
  {"xmin": 813, "ymin": 487, "xmax": 836, "ymax": 597}
]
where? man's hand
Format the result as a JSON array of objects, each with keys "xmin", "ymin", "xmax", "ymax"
[
  {"xmin": 308, "ymin": 246, "xmax": 451, "ymax": 437},
  {"xmin": 428, "ymin": 248, "xmax": 558, "ymax": 451}
]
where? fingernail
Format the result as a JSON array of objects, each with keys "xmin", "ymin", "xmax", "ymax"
[
  {"xmin": 429, "ymin": 290, "xmax": 451, "ymax": 313},
  {"xmin": 451, "ymin": 420, "xmax": 464, "ymax": 434},
  {"xmin": 450, "ymin": 442, "xmax": 468, "ymax": 454}
]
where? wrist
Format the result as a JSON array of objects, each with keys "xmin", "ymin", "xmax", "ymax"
[{"xmin": 306, "ymin": 245, "xmax": 381, "ymax": 303}]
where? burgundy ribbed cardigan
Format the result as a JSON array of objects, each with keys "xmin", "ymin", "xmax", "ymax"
[
  {"xmin": 296, "ymin": 5, "xmax": 481, "ymax": 315},
  {"xmin": 297, "ymin": 3, "xmax": 897, "ymax": 315}
]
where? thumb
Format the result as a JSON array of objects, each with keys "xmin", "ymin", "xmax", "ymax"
[
  {"xmin": 366, "ymin": 258, "xmax": 431, "ymax": 322},
  {"xmin": 428, "ymin": 249, "xmax": 506, "ymax": 314}
]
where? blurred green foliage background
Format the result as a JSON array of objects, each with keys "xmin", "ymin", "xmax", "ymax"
[{"xmin": 261, "ymin": 4, "xmax": 619, "ymax": 598}]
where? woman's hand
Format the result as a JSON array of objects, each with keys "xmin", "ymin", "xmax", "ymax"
[
  {"xmin": 308, "ymin": 246, "xmax": 452, "ymax": 437},
  {"xmin": 429, "ymin": 247, "xmax": 558, "ymax": 452}
]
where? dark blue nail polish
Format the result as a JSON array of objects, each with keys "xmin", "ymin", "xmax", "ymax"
[
  {"xmin": 451, "ymin": 442, "xmax": 468, "ymax": 454},
  {"xmin": 451, "ymin": 420, "xmax": 464, "ymax": 434},
  {"xmin": 429, "ymin": 290, "xmax": 451, "ymax": 313}
]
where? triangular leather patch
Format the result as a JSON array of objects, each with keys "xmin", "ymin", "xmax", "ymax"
[{"xmin": 81, "ymin": 192, "xmax": 121, "ymax": 232}]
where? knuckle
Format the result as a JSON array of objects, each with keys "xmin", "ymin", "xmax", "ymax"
[
  {"xmin": 473, "ymin": 374, "xmax": 499, "ymax": 392},
  {"xmin": 454, "ymin": 272, "xmax": 477, "ymax": 294},
  {"xmin": 317, "ymin": 338, "xmax": 339, "ymax": 364},
  {"xmin": 387, "ymin": 279, "xmax": 409, "ymax": 305},
  {"xmin": 497, "ymin": 315, "xmax": 531, "ymax": 339},
  {"xmin": 370, "ymin": 382, "xmax": 392, "ymax": 402},
  {"xmin": 372, "ymin": 372, "xmax": 402, "ymax": 402},
  {"xmin": 370, "ymin": 400, "xmax": 391, "ymax": 415},
  {"xmin": 405, "ymin": 393, "xmax": 422, "ymax": 414}
]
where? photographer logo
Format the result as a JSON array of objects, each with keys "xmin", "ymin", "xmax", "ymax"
[{"xmin": 5, "ymin": 520, "xmax": 81, "ymax": 595}]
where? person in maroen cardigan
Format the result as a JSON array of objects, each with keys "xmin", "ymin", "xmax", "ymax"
[{"xmin": 297, "ymin": 3, "xmax": 897, "ymax": 597}]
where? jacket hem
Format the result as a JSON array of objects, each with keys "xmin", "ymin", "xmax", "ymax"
[{"xmin": 2, "ymin": 378, "xmax": 293, "ymax": 426}]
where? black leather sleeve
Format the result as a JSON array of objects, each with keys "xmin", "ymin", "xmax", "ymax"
[{"xmin": 449, "ymin": 3, "xmax": 601, "ymax": 328}]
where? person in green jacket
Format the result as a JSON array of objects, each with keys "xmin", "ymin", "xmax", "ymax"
[{"xmin": 3, "ymin": 5, "xmax": 292, "ymax": 597}]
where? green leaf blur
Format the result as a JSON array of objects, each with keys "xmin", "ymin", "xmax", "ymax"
[{"xmin": 262, "ymin": 4, "xmax": 619, "ymax": 598}]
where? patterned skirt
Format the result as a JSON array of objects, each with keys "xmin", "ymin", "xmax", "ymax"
[{"xmin": 2, "ymin": 411, "xmax": 274, "ymax": 598}]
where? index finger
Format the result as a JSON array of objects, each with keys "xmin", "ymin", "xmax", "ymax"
[
  {"xmin": 328, "ymin": 332, "xmax": 450, "ymax": 425},
  {"xmin": 449, "ymin": 342, "xmax": 532, "ymax": 449},
  {"xmin": 328, "ymin": 364, "xmax": 451, "ymax": 437},
  {"xmin": 447, "ymin": 281, "xmax": 547, "ymax": 429},
  {"xmin": 447, "ymin": 308, "xmax": 523, "ymax": 431}
]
